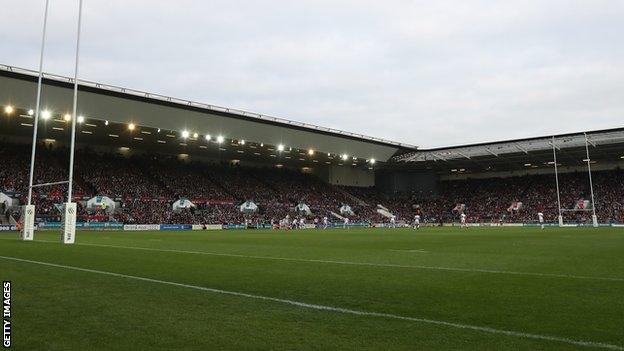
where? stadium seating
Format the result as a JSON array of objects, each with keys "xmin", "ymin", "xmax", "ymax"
[{"xmin": 1, "ymin": 141, "xmax": 622, "ymax": 224}]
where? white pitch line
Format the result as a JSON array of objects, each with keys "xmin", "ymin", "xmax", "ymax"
[
  {"xmin": 0, "ymin": 255, "xmax": 621, "ymax": 350},
  {"xmin": 389, "ymin": 249, "xmax": 428, "ymax": 253},
  {"xmin": 25, "ymin": 239, "xmax": 624, "ymax": 282}
]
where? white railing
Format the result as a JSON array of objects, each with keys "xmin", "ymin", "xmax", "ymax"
[{"xmin": 0, "ymin": 63, "xmax": 417, "ymax": 149}]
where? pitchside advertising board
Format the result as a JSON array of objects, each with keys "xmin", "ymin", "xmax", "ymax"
[{"xmin": 123, "ymin": 224, "xmax": 161, "ymax": 231}]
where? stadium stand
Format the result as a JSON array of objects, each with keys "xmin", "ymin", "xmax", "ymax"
[{"xmin": 1, "ymin": 140, "xmax": 623, "ymax": 225}]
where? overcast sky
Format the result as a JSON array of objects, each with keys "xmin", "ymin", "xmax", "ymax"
[{"xmin": 2, "ymin": 1, "xmax": 623, "ymax": 148}]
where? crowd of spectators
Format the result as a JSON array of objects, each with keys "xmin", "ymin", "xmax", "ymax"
[
  {"xmin": 353, "ymin": 171, "xmax": 624, "ymax": 224},
  {"xmin": 1, "ymin": 141, "xmax": 623, "ymax": 225}
]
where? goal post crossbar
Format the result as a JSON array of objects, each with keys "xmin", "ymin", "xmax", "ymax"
[{"xmin": 30, "ymin": 180, "xmax": 70, "ymax": 188}]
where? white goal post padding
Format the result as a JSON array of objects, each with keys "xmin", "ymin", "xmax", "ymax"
[
  {"xmin": 61, "ymin": 202, "xmax": 77, "ymax": 244},
  {"xmin": 20, "ymin": 204, "xmax": 35, "ymax": 241}
]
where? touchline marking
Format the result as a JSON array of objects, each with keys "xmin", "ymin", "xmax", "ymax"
[
  {"xmin": 30, "ymin": 239, "xmax": 624, "ymax": 282},
  {"xmin": 0, "ymin": 256, "xmax": 621, "ymax": 350},
  {"xmin": 389, "ymin": 249, "xmax": 428, "ymax": 253}
]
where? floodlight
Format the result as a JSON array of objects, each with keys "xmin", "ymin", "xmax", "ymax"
[
  {"xmin": 181, "ymin": 130, "xmax": 190, "ymax": 139},
  {"xmin": 341, "ymin": 154, "xmax": 348, "ymax": 161},
  {"xmin": 64, "ymin": 114, "xmax": 72, "ymax": 121},
  {"xmin": 369, "ymin": 158, "xmax": 376, "ymax": 164},
  {"xmin": 4, "ymin": 105, "xmax": 14, "ymax": 114},
  {"xmin": 77, "ymin": 116, "xmax": 85, "ymax": 123},
  {"xmin": 277, "ymin": 144, "xmax": 285, "ymax": 152},
  {"xmin": 216, "ymin": 135, "xmax": 224, "ymax": 143},
  {"xmin": 104, "ymin": 120, "xmax": 109, "ymax": 126},
  {"xmin": 41, "ymin": 110, "xmax": 51, "ymax": 120},
  {"xmin": 205, "ymin": 134, "xmax": 211, "ymax": 141},
  {"xmin": 128, "ymin": 123, "xmax": 136, "ymax": 131},
  {"xmin": 193, "ymin": 132, "xmax": 198, "ymax": 138},
  {"xmin": 27, "ymin": 109, "xmax": 34, "ymax": 116},
  {"xmin": 240, "ymin": 140, "xmax": 245, "ymax": 145},
  {"xmin": 157, "ymin": 128, "xmax": 161, "ymax": 133},
  {"xmin": 308, "ymin": 149, "xmax": 314, "ymax": 156},
  {"xmin": 260, "ymin": 143, "xmax": 264, "ymax": 147}
]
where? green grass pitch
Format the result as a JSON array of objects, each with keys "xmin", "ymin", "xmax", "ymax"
[{"xmin": 1, "ymin": 226, "xmax": 623, "ymax": 350}]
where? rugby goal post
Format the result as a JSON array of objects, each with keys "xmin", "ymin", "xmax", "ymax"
[
  {"xmin": 551, "ymin": 134, "xmax": 599, "ymax": 228},
  {"xmin": 21, "ymin": 0, "xmax": 83, "ymax": 243}
]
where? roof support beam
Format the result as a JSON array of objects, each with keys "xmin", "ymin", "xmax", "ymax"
[
  {"xmin": 431, "ymin": 153, "xmax": 447, "ymax": 162},
  {"xmin": 485, "ymin": 148, "xmax": 498, "ymax": 157},
  {"xmin": 456, "ymin": 151, "xmax": 471, "ymax": 159},
  {"xmin": 515, "ymin": 143, "xmax": 528, "ymax": 154}
]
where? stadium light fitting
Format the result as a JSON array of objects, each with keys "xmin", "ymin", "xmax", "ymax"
[
  {"xmin": 277, "ymin": 144, "xmax": 285, "ymax": 152},
  {"xmin": 260, "ymin": 143, "xmax": 264, "ymax": 147},
  {"xmin": 369, "ymin": 158, "xmax": 376, "ymax": 164},
  {"xmin": 128, "ymin": 123, "xmax": 136, "ymax": 131},
  {"xmin": 77, "ymin": 116, "xmax": 85, "ymax": 123},
  {"xmin": 240, "ymin": 140, "xmax": 245, "ymax": 145},
  {"xmin": 308, "ymin": 149, "xmax": 314, "ymax": 156},
  {"xmin": 41, "ymin": 110, "xmax": 51, "ymax": 120},
  {"xmin": 4, "ymin": 105, "xmax": 14, "ymax": 114},
  {"xmin": 63, "ymin": 114, "xmax": 72, "ymax": 121},
  {"xmin": 193, "ymin": 132, "xmax": 198, "ymax": 139},
  {"xmin": 181, "ymin": 130, "xmax": 190, "ymax": 139},
  {"xmin": 27, "ymin": 109, "xmax": 34, "ymax": 116},
  {"xmin": 327, "ymin": 153, "xmax": 331, "ymax": 157},
  {"xmin": 341, "ymin": 154, "xmax": 348, "ymax": 161},
  {"xmin": 104, "ymin": 120, "xmax": 109, "ymax": 126},
  {"xmin": 216, "ymin": 135, "xmax": 225, "ymax": 144},
  {"xmin": 205, "ymin": 134, "xmax": 211, "ymax": 141},
  {"xmin": 157, "ymin": 128, "xmax": 161, "ymax": 133}
]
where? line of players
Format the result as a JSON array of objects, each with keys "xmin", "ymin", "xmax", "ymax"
[
  {"xmin": 272, "ymin": 215, "xmax": 334, "ymax": 230},
  {"xmin": 411, "ymin": 211, "xmax": 545, "ymax": 229},
  {"xmin": 265, "ymin": 210, "xmax": 547, "ymax": 231}
]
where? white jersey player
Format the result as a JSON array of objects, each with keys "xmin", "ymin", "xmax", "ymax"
[
  {"xmin": 299, "ymin": 217, "xmax": 305, "ymax": 229},
  {"xmin": 283, "ymin": 215, "xmax": 291, "ymax": 230},
  {"xmin": 413, "ymin": 214, "xmax": 421, "ymax": 230},
  {"xmin": 460, "ymin": 213, "xmax": 467, "ymax": 228},
  {"xmin": 343, "ymin": 217, "xmax": 349, "ymax": 229},
  {"xmin": 323, "ymin": 216, "xmax": 329, "ymax": 229},
  {"xmin": 538, "ymin": 212, "xmax": 544, "ymax": 229},
  {"xmin": 390, "ymin": 215, "xmax": 396, "ymax": 228}
]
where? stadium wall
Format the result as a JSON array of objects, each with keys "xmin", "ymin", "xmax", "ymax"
[
  {"xmin": 323, "ymin": 166, "xmax": 374, "ymax": 187},
  {"xmin": 375, "ymin": 170, "xmax": 438, "ymax": 196}
]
